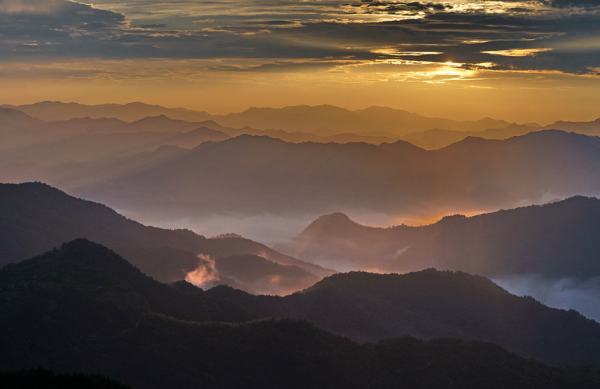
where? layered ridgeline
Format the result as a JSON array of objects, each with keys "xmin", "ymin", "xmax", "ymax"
[
  {"xmin": 0, "ymin": 182, "xmax": 330, "ymax": 295},
  {"xmin": 5, "ymin": 102, "xmax": 511, "ymax": 136},
  {"xmin": 0, "ymin": 107, "xmax": 227, "ymax": 151},
  {"xmin": 399, "ymin": 120, "xmax": 600, "ymax": 150},
  {"xmin": 1, "ymin": 240, "xmax": 599, "ymax": 389},
  {"xmin": 276, "ymin": 196, "xmax": 600, "ymax": 280},
  {"xmin": 61, "ymin": 130, "xmax": 600, "ymax": 219},
  {"xmin": 275, "ymin": 196, "xmax": 600, "ymax": 321},
  {"xmin": 0, "ymin": 126, "xmax": 229, "ymax": 164},
  {"xmin": 6, "ymin": 102, "xmax": 599, "ymax": 143}
]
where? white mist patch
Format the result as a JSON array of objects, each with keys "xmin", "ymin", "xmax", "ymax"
[
  {"xmin": 494, "ymin": 274, "xmax": 600, "ymax": 323},
  {"xmin": 185, "ymin": 254, "xmax": 220, "ymax": 290},
  {"xmin": 384, "ymin": 247, "xmax": 409, "ymax": 261}
]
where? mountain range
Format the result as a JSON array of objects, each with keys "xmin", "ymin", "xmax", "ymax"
[
  {"xmin": 0, "ymin": 126, "xmax": 229, "ymax": 165},
  {"xmin": 276, "ymin": 196, "xmax": 600, "ymax": 281},
  {"xmin": 0, "ymin": 182, "xmax": 331, "ymax": 294},
  {"xmin": 44, "ymin": 130, "xmax": 600, "ymax": 222},
  {"xmin": 4, "ymin": 102, "xmax": 600, "ymax": 152},
  {"xmin": 1, "ymin": 239, "xmax": 600, "ymax": 388},
  {"xmin": 4, "ymin": 102, "xmax": 512, "ymax": 137},
  {"xmin": 208, "ymin": 269, "xmax": 600, "ymax": 366}
]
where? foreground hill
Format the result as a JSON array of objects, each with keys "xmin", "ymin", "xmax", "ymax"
[
  {"xmin": 276, "ymin": 196, "xmax": 600, "ymax": 281},
  {"xmin": 0, "ymin": 182, "xmax": 331, "ymax": 293},
  {"xmin": 67, "ymin": 130, "xmax": 600, "ymax": 219},
  {"xmin": 0, "ymin": 369, "xmax": 130, "ymax": 389},
  {"xmin": 1, "ymin": 240, "xmax": 598, "ymax": 388},
  {"xmin": 209, "ymin": 269, "xmax": 600, "ymax": 366}
]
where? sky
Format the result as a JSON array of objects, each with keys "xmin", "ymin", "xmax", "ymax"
[{"xmin": 1, "ymin": 0, "xmax": 599, "ymax": 123}]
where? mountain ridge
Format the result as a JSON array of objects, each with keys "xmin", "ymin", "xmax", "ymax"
[
  {"xmin": 3, "ymin": 240, "xmax": 600, "ymax": 369},
  {"xmin": 0, "ymin": 182, "xmax": 332, "ymax": 292},
  {"xmin": 277, "ymin": 195, "xmax": 600, "ymax": 282},
  {"xmin": 64, "ymin": 130, "xmax": 600, "ymax": 220}
]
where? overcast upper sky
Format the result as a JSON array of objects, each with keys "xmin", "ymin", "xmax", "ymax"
[{"xmin": 1, "ymin": 0, "xmax": 599, "ymax": 122}]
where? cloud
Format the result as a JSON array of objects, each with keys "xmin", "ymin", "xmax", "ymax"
[
  {"xmin": 481, "ymin": 48, "xmax": 553, "ymax": 57},
  {"xmin": 0, "ymin": 0, "xmax": 66, "ymax": 14},
  {"xmin": 0, "ymin": 0, "xmax": 598, "ymax": 78},
  {"xmin": 549, "ymin": 0, "xmax": 600, "ymax": 8}
]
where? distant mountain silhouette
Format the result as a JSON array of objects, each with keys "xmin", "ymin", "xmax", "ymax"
[
  {"xmin": 545, "ymin": 118, "xmax": 600, "ymax": 135},
  {"xmin": 1, "ymin": 240, "xmax": 599, "ymax": 388},
  {"xmin": 1, "ymin": 144, "xmax": 189, "ymax": 189},
  {"xmin": 0, "ymin": 107, "xmax": 44, "ymax": 130},
  {"xmin": 6, "ymin": 102, "xmax": 512, "ymax": 137},
  {"xmin": 0, "ymin": 126, "xmax": 229, "ymax": 165},
  {"xmin": 222, "ymin": 125, "xmax": 396, "ymax": 144},
  {"xmin": 0, "ymin": 183, "xmax": 331, "ymax": 292},
  {"xmin": 213, "ymin": 105, "xmax": 511, "ymax": 136},
  {"xmin": 401, "ymin": 124, "xmax": 540, "ymax": 149},
  {"xmin": 276, "ymin": 196, "xmax": 600, "ymax": 281},
  {"xmin": 0, "ymin": 112, "xmax": 222, "ymax": 150},
  {"xmin": 66, "ymin": 130, "xmax": 600, "ymax": 219},
  {"xmin": 2, "ymin": 101, "xmax": 212, "ymax": 122},
  {"xmin": 401, "ymin": 118, "xmax": 600, "ymax": 149}
]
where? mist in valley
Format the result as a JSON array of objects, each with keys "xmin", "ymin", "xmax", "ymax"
[{"xmin": 495, "ymin": 275, "xmax": 600, "ymax": 323}]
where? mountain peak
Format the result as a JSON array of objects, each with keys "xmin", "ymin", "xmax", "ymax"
[
  {"xmin": 0, "ymin": 238, "xmax": 140, "ymax": 287},
  {"xmin": 301, "ymin": 213, "xmax": 359, "ymax": 237}
]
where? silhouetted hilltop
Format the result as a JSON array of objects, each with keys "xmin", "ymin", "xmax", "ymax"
[
  {"xmin": 0, "ymin": 239, "xmax": 251, "ymax": 322},
  {"xmin": 279, "ymin": 196, "xmax": 600, "ymax": 280},
  {"xmin": 302, "ymin": 213, "xmax": 364, "ymax": 237},
  {"xmin": 1, "ymin": 241, "xmax": 599, "ymax": 388},
  {"xmin": 208, "ymin": 269, "xmax": 600, "ymax": 366}
]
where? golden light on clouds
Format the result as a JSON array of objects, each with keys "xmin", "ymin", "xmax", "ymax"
[
  {"xmin": 0, "ymin": 0, "xmax": 598, "ymax": 123},
  {"xmin": 481, "ymin": 48, "xmax": 554, "ymax": 57}
]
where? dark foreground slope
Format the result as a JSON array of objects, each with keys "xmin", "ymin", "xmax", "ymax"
[
  {"xmin": 1, "ymin": 240, "xmax": 598, "ymax": 389},
  {"xmin": 0, "ymin": 182, "xmax": 331, "ymax": 291},
  {"xmin": 277, "ymin": 196, "xmax": 600, "ymax": 280},
  {"xmin": 209, "ymin": 270, "xmax": 600, "ymax": 367},
  {"xmin": 0, "ymin": 369, "xmax": 130, "ymax": 389}
]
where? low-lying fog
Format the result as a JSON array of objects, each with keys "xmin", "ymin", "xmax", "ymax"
[
  {"xmin": 116, "ymin": 211, "xmax": 321, "ymax": 246},
  {"xmin": 116, "ymin": 207, "xmax": 504, "ymax": 246},
  {"xmin": 494, "ymin": 275, "xmax": 600, "ymax": 323},
  {"xmin": 116, "ymin": 207, "xmax": 600, "ymax": 323}
]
